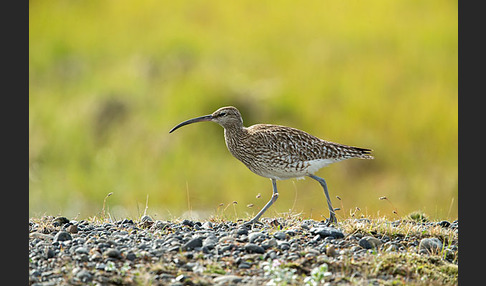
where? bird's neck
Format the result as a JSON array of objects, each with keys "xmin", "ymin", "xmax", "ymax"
[
  {"xmin": 223, "ymin": 124, "xmax": 246, "ymax": 139},
  {"xmin": 223, "ymin": 125, "xmax": 248, "ymax": 163}
]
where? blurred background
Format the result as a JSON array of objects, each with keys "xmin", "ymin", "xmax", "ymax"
[{"xmin": 29, "ymin": 1, "xmax": 457, "ymax": 221}]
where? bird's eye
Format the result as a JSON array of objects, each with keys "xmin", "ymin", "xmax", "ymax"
[{"xmin": 219, "ymin": 112, "xmax": 227, "ymax": 117}]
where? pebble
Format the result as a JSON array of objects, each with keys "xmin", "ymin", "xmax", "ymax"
[
  {"xmin": 141, "ymin": 215, "xmax": 153, "ymax": 222},
  {"xmin": 274, "ymin": 231, "xmax": 287, "ymax": 240},
  {"xmin": 248, "ymin": 232, "xmax": 266, "ymax": 243},
  {"xmin": 214, "ymin": 275, "xmax": 243, "ymax": 284},
  {"xmin": 183, "ymin": 237, "xmax": 203, "ymax": 250},
  {"xmin": 74, "ymin": 246, "xmax": 89, "ymax": 255},
  {"xmin": 75, "ymin": 269, "xmax": 92, "ymax": 282},
  {"xmin": 311, "ymin": 227, "xmax": 344, "ymax": 239},
  {"xmin": 103, "ymin": 248, "xmax": 121, "ymax": 259},
  {"xmin": 326, "ymin": 245, "xmax": 338, "ymax": 257},
  {"xmin": 53, "ymin": 231, "xmax": 72, "ymax": 242},
  {"xmin": 52, "ymin": 216, "xmax": 70, "ymax": 226},
  {"xmin": 419, "ymin": 238, "xmax": 443, "ymax": 254},
  {"xmin": 437, "ymin": 220, "xmax": 451, "ymax": 228},
  {"xmin": 359, "ymin": 236, "xmax": 383, "ymax": 250},
  {"xmin": 244, "ymin": 243, "xmax": 265, "ymax": 254},
  {"xmin": 66, "ymin": 224, "xmax": 78, "ymax": 233}
]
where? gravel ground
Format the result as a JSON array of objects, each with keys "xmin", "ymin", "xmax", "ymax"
[{"xmin": 29, "ymin": 215, "xmax": 458, "ymax": 285}]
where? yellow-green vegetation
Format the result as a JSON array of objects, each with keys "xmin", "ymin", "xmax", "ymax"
[{"xmin": 29, "ymin": 1, "xmax": 457, "ymax": 220}]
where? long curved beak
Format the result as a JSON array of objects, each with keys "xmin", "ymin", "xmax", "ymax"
[{"xmin": 169, "ymin": 114, "xmax": 213, "ymax": 133}]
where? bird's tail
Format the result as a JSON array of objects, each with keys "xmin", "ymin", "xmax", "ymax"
[
  {"xmin": 326, "ymin": 141, "xmax": 374, "ymax": 160},
  {"xmin": 350, "ymin": 146, "xmax": 374, "ymax": 160}
]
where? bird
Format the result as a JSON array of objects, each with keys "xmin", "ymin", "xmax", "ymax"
[{"xmin": 169, "ymin": 106, "xmax": 373, "ymax": 225}]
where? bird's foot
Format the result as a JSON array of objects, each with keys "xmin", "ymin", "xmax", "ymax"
[
  {"xmin": 324, "ymin": 215, "xmax": 338, "ymax": 227},
  {"xmin": 241, "ymin": 219, "xmax": 263, "ymax": 229}
]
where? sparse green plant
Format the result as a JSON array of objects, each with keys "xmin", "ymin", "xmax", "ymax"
[
  {"xmin": 304, "ymin": 263, "xmax": 332, "ymax": 286},
  {"xmin": 406, "ymin": 211, "xmax": 429, "ymax": 223},
  {"xmin": 263, "ymin": 259, "xmax": 298, "ymax": 286}
]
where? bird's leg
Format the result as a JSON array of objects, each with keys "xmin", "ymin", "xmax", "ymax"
[
  {"xmin": 247, "ymin": 179, "xmax": 279, "ymax": 225},
  {"xmin": 308, "ymin": 174, "xmax": 337, "ymax": 225}
]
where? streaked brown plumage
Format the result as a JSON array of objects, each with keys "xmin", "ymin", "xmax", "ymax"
[{"xmin": 170, "ymin": 106, "xmax": 373, "ymax": 224}]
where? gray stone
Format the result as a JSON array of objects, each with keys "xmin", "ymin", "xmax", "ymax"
[
  {"xmin": 311, "ymin": 227, "xmax": 344, "ymax": 239},
  {"xmin": 244, "ymin": 243, "xmax": 265, "ymax": 254},
  {"xmin": 236, "ymin": 228, "xmax": 248, "ymax": 236},
  {"xmin": 214, "ymin": 275, "xmax": 243, "ymax": 284},
  {"xmin": 274, "ymin": 231, "xmax": 287, "ymax": 240},
  {"xmin": 419, "ymin": 238, "xmax": 443, "ymax": 254},
  {"xmin": 183, "ymin": 237, "xmax": 203, "ymax": 250},
  {"xmin": 262, "ymin": 238, "xmax": 277, "ymax": 249},
  {"xmin": 238, "ymin": 262, "xmax": 251, "ymax": 269},
  {"xmin": 76, "ymin": 269, "xmax": 92, "ymax": 282},
  {"xmin": 249, "ymin": 232, "xmax": 266, "ymax": 243},
  {"xmin": 74, "ymin": 247, "xmax": 89, "ymax": 255},
  {"xmin": 52, "ymin": 216, "xmax": 70, "ymax": 226},
  {"xmin": 203, "ymin": 235, "xmax": 218, "ymax": 249},
  {"xmin": 141, "ymin": 215, "xmax": 153, "ymax": 222},
  {"xmin": 153, "ymin": 220, "xmax": 168, "ymax": 230},
  {"xmin": 359, "ymin": 236, "xmax": 382, "ymax": 250},
  {"xmin": 103, "ymin": 248, "xmax": 121, "ymax": 259},
  {"xmin": 54, "ymin": 231, "xmax": 72, "ymax": 242}
]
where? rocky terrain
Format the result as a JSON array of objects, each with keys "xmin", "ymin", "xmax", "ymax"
[{"xmin": 29, "ymin": 214, "xmax": 458, "ymax": 285}]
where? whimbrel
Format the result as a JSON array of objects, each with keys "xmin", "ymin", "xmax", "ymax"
[{"xmin": 169, "ymin": 106, "xmax": 373, "ymax": 224}]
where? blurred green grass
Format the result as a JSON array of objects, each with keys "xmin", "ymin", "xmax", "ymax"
[{"xmin": 29, "ymin": 0, "xmax": 457, "ymax": 220}]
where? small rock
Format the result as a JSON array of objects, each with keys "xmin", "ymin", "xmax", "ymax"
[
  {"xmin": 45, "ymin": 248, "xmax": 55, "ymax": 259},
  {"xmin": 74, "ymin": 247, "xmax": 89, "ymax": 255},
  {"xmin": 183, "ymin": 237, "xmax": 203, "ymax": 250},
  {"xmin": 262, "ymin": 238, "xmax": 277, "ymax": 249},
  {"xmin": 175, "ymin": 274, "xmax": 188, "ymax": 282},
  {"xmin": 244, "ymin": 243, "xmax": 265, "ymax": 254},
  {"xmin": 153, "ymin": 220, "xmax": 168, "ymax": 230},
  {"xmin": 141, "ymin": 215, "xmax": 153, "ymax": 222},
  {"xmin": 202, "ymin": 221, "xmax": 213, "ymax": 229},
  {"xmin": 203, "ymin": 236, "xmax": 218, "ymax": 249},
  {"xmin": 181, "ymin": 219, "xmax": 194, "ymax": 227},
  {"xmin": 95, "ymin": 263, "xmax": 106, "ymax": 270},
  {"xmin": 103, "ymin": 248, "xmax": 121, "ymax": 259},
  {"xmin": 126, "ymin": 252, "xmax": 137, "ymax": 261},
  {"xmin": 66, "ymin": 224, "xmax": 78, "ymax": 234},
  {"xmin": 384, "ymin": 242, "xmax": 399, "ymax": 252},
  {"xmin": 311, "ymin": 227, "xmax": 344, "ymax": 239},
  {"xmin": 359, "ymin": 236, "xmax": 382, "ymax": 250},
  {"xmin": 76, "ymin": 269, "xmax": 92, "ymax": 282},
  {"xmin": 214, "ymin": 275, "xmax": 243, "ymax": 284},
  {"xmin": 52, "ymin": 217, "xmax": 70, "ymax": 226},
  {"xmin": 249, "ymin": 232, "xmax": 266, "ymax": 243},
  {"xmin": 326, "ymin": 245, "xmax": 338, "ymax": 257},
  {"xmin": 419, "ymin": 238, "xmax": 443, "ymax": 254},
  {"xmin": 278, "ymin": 241, "xmax": 290, "ymax": 251},
  {"xmin": 140, "ymin": 215, "xmax": 153, "ymax": 227},
  {"xmin": 238, "ymin": 262, "xmax": 251, "ymax": 269},
  {"xmin": 120, "ymin": 218, "xmax": 134, "ymax": 224},
  {"xmin": 437, "ymin": 220, "xmax": 451, "ymax": 228},
  {"xmin": 285, "ymin": 229, "xmax": 296, "ymax": 236},
  {"xmin": 54, "ymin": 231, "xmax": 72, "ymax": 242},
  {"xmin": 30, "ymin": 270, "xmax": 41, "ymax": 277},
  {"xmin": 236, "ymin": 228, "xmax": 249, "ymax": 236},
  {"xmin": 274, "ymin": 231, "xmax": 287, "ymax": 240}
]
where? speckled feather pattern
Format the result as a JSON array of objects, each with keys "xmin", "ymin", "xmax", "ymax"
[{"xmin": 224, "ymin": 123, "xmax": 373, "ymax": 180}]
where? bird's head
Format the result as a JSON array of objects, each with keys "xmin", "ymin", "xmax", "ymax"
[{"xmin": 169, "ymin": 106, "xmax": 243, "ymax": 133}]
